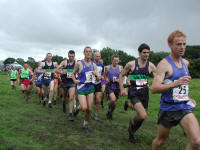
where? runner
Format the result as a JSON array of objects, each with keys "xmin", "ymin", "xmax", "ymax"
[
  {"xmin": 119, "ymin": 43, "xmax": 156, "ymax": 143},
  {"xmin": 41, "ymin": 53, "xmax": 58, "ymax": 108},
  {"xmin": 53, "ymin": 67, "xmax": 60, "ymax": 105},
  {"xmin": 56, "ymin": 50, "xmax": 76, "ymax": 121},
  {"xmin": 151, "ymin": 30, "xmax": 200, "ymax": 150},
  {"xmin": 9, "ymin": 66, "xmax": 18, "ymax": 90},
  {"xmin": 100, "ymin": 59, "xmax": 106, "ymax": 108},
  {"xmin": 72, "ymin": 46, "xmax": 99, "ymax": 131},
  {"xmin": 28, "ymin": 65, "xmax": 34, "ymax": 93},
  {"xmin": 33, "ymin": 62, "xmax": 44, "ymax": 103},
  {"xmin": 18, "ymin": 63, "xmax": 33, "ymax": 101},
  {"xmin": 105, "ymin": 55, "xmax": 123, "ymax": 120},
  {"xmin": 93, "ymin": 51, "xmax": 104, "ymax": 121}
]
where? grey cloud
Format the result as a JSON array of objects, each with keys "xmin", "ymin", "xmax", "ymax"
[{"xmin": 0, "ymin": 0, "xmax": 199, "ymax": 60}]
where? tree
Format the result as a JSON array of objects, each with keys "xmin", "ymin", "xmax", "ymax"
[
  {"xmin": 116, "ymin": 50, "xmax": 135, "ymax": 67},
  {"xmin": 52, "ymin": 55, "xmax": 64, "ymax": 64},
  {"xmin": 27, "ymin": 57, "xmax": 37, "ymax": 70},
  {"xmin": 3, "ymin": 58, "xmax": 15, "ymax": 65},
  {"xmin": 188, "ymin": 58, "xmax": 200, "ymax": 78},
  {"xmin": 100, "ymin": 47, "xmax": 135, "ymax": 66},
  {"xmin": 184, "ymin": 45, "xmax": 200, "ymax": 59},
  {"xmin": 16, "ymin": 58, "xmax": 25, "ymax": 65},
  {"xmin": 149, "ymin": 51, "xmax": 169, "ymax": 66},
  {"xmin": 100, "ymin": 47, "xmax": 118, "ymax": 66}
]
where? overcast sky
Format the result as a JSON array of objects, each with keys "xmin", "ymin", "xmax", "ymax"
[{"xmin": 0, "ymin": 0, "xmax": 199, "ymax": 61}]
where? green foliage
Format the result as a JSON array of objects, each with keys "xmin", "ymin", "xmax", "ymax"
[
  {"xmin": 0, "ymin": 73, "xmax": 200, "ymax": 150},
  {"xmin": 52, "ymin": 55, "xmax": 64, "ymax": 64},
  {"xmin": 149, "ymin": 51, "xmax": 169, "ymax": 66},
  {"xmin": 185, "ymin": 45, "xmax": 200, "ymax": 59},
  {"xmin": 16, "ymin": 58, "xmax": 25, "ymax": 65},
  {"xmin": 100, "ymin": 47, "xmax": 135, "ymax": 66},
  {"xmin": 3, "ymin": 58, "xmax": 15, "ymax": 65},
  {"xmin": 188, "ymin": 58, "xmax": 200, "ymax": 78},
  {"xmin": 27, "ymin": 57, "xmax": 37, "ymax": 70}
]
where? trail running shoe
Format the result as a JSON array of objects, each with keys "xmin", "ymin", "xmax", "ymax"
[
  {"xmin": 93, "ymin": 114, "xmax": 99, "ymax": 121},
  {"xmin": 83, "ymin": 124, "xmax": 92, "ymax": 132},
  {"xmin": 129, "ymin": 135, "xmax": 139, "ymax": 143},
  {"xmin": 124, "ymin": 101, "xmax": 128, "ymax": 111},
  {"xmin": 48, "ymin": 102, "xmax": 52, "ymax": 108},
  {"xmin": 63, "ymin": 103, "xmax": 66, "ymax": 113},
  {"xmin": 73, "ymin": 109, "xmax": 79, "ymax": 117},
  {"xmin": 53, "ymin": 100, "xmax": 56, "ymax": 105},
  {"xmin": 68, "ymin": 115, "xmax": 74, "ymax": 121},
  {"xmin": 106, "ymin": 112, "xmax": 113, "ymax": 120}
]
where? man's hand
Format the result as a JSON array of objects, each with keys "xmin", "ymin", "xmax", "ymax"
[
  {"xmin": 74, "ymin": 79, "xmax": 80, "ymax": 84},
  {"xmin": 174, "ymin": 76, "xmax": 191, "ymax": 87}
]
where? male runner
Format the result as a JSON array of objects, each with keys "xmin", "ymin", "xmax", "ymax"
[
  {"xmin": 33, "ymin": 62, "xmax": 44, "ymax": 103},
  {"xmin": 9, "ymin": 66, "xmax": 18, "ymax": 90},
  {"xmin": 56, "ymin": 50, "xmax": 76, "ymax": 121},
  {"xmin": 72, "ymin": 46, "xmax": 99, "ymax": 131},
  {"xmin": 18, "ymin": 63, "xmax": 33, "ymax": 101},
  {"xmin": 105, "ymin": 55, "xmax": 123, "ymax": 120},
  {"xmin": 119, "ymin": 43, "xmax": 156, "ymax": 142},
  {"xmin": 41, "ymin": 53, "xmax": 58, "ymax": 108},
  {"xmin": 93, "ymin": 51, "xmax": 104, "ymax": 120},
  {"xmin": 100, "ymin": 59, "xmax": 106, "ymax": 108},
  {"xmin": 151, "ymin": 30, "xmax": 200, "ymax": 150}
]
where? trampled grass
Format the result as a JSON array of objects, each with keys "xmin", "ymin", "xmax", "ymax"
[{"xmin": 0, "ymin": 72, "xmax": 199, "ymax": 150}]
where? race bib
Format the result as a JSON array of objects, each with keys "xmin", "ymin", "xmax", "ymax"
[
  {"xmin": 67, "ymin": 72, "xmax": 72, "ymax": 78},
  {"xmin": 136, "ymin": 79, "xmax": 148, "ymax": 86},
  {"xmin": 97, "ymin": 66, "xmax": 102, "ymax": 77},
  {"xmin": 21, "ymin": 74, "xmax": 27, "ymax": 78},
  {"xmin": 113, "ymin": 76, "xmax": 118, "ymax": 82},
  {"xmin": 173, "ymin": 85, "xmax": 189, "ymax": 101},
  {"xmin": 44, "ymin": 72, "xmax": 51, "ymax": 79},
  {"xmin": 85, "ymin": 71, "xmax": 95, "ymax": 83},
  {"xmin": 11, "ymin": 73, "xmax": 15, "ymax": 77}
]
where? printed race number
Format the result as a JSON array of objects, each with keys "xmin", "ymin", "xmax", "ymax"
[{"xmin": 173, "ymin": 85, "xmax": 189, "ymax": 101}]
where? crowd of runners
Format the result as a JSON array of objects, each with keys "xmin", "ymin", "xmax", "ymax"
[{"xmin": 8, "ymin": 30, "xmax": 200, "ymax": 150}]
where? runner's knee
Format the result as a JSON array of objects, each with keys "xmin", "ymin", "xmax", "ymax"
[
  {"xmin": 138, "ymin": 112, "xmax": 147, "ymax": 120},
  {"xmin": 49, "ymin": 89, "xmax": 54, "ymax": 94},
  {"xmin": 81, "ymin": 105, "xmax": 87, "ymax": 111}
]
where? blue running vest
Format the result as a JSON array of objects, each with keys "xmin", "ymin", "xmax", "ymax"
[
  {"xmin": 77, "ymin": 60, "xmax": 95, "ymax": 95},
  {"xmin": 160, "ymin": 56, "xmax": 193, "ymax": 111}
]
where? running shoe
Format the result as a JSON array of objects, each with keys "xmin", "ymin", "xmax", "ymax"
[
  {"xmin": 53, "ymin": 100, "xmax": 56, "ymax": 105},
  {"xmin": 68, "ymin": 115, "xmax": 74, "ymax": 121},
  {"xmin": 63, "ymin": 103, "xmax": 66, "ymax": 113},
  {"xmin": 129, "ymin": 135, "xmax": 139, "ymax": 143},
  {"xmin": 83, "ymin": 124, "xmax": 92, "ymax": 132},
  {"xmin": 93, "ymin": 114, "xmax": 99, "ymax": 121},
  {"xmin": 48, "ymin": 102, "xmax": 52, "ymax": 108},
  {"xmin": 124, "ymin": 101, "xmax": 128, "ymax": 111},
  {"xmin": 73, "ymin": 109, "xmax": 79, "ymax": 117}
]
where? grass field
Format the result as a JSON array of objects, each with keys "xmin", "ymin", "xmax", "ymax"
[{"xmin": 0, "ymin": 72, "xmax": 199, "ymax": 150}]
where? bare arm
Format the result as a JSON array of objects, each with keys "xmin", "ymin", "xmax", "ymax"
[
  {"xmin": 119, "ymin": 62, "xmax": 132, "ymax": 96},
  {"xmin": 104, "ymin": 65, "xmax": 109, "ymax": 83},
  {"xmin": 33, "ymin": 69, "xmax": 36, "ymax": 81},
  {"xmin": 149, "ymin": 62, "xmax": 157, "ymax": 77},
  {"xmin": 71, "ymin": 61, "xmax": 80, "ymax": 84},
  {"xmin": 93, "ymin": 64, "xmax": 99, "ymax": 81},
  {"xmin": 55, "ymin": 60, "xmax": 67, "ymax": 74},
  {"xmin": 18, "ymin": 70, "xmax": 21, "ymax": 83}
]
